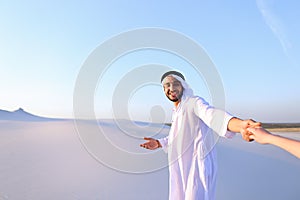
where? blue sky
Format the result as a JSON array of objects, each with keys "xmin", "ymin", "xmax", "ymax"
[{"xmin": 1, "ymin": 0, "xmax": 299, "ymax": 122}]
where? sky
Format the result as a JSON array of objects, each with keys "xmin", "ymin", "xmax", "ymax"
[{"xmin": 1, "ymin": 0, "xmax": 300, "ymax": 123}]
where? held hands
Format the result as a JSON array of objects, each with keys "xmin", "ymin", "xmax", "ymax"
[
  {"xmin": 140, "ymin": 137, "xmax": 162, "ymax": 150},
  {"xmin": 247, "ymin": 127, "xmax": 272, "ymax": 144},
  {"xmin": 240, "ymin": 119, "xmax": 261, "ymax": 142}
]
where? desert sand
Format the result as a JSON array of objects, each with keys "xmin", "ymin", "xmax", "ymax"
[{"xmin": 0, "ymin": 119, "xmax": 299, "ymax": 200}]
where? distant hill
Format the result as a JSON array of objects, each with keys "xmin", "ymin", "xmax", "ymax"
[
  {"xmin": 0, "ymin": 108, "xmax": 62, "ymax": 121},
  {"xmin": 261, "ymin": 122, "xmax": 300, "ymax": 132},
  {"xmin": 261, "ymin": 123, "xmax": 300, "ymax": 129}
]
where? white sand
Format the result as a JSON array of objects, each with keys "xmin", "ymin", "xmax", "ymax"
[{"xmin": 0, "ymin": 120, "xmax": 299, "ymax": 200}]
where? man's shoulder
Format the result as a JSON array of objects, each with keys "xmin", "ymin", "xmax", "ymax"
[
  {"xmin": 184, "ymin": 96, "xmax": 209, "ymax": 108},
  {"xmin": 187, "ymin": 96, "xmax": 207, "ymax": 103}
]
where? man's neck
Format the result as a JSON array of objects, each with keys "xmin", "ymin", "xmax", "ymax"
[{"xmin": 174, "ymin": 99, "xmax": 181, "ymax": 108}]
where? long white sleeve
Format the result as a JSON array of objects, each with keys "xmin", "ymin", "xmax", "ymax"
[
  {"xmin": 158, "ymin": 136, "xmax": 169, "ymax": 153},
  {"xmin": 193, "ymin": 97, "xmax": 235, "ymax": 138}
]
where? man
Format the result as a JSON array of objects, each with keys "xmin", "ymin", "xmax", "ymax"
[{"xmin": 140, "ymin": 70, "xmax": 260, "ymax": 200}]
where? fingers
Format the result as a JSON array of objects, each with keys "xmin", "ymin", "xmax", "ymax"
[
  {"xmin": 140, "ymin": 144, "xmax": 149, "ymax": 149},
  {"xmin": 140, "ymin": 143, "xmax": 146, "ymax": 148},
  {"xmin": 244, "ymin": 133, "xmax": 254, "ymax": 142},
  {"xmin": 241, "ymin": 127, "xmax": 254, "ymax": 142},
  {"xmin": 247, "ymin": 127, "xmax": 256, "ymax": 132},
  {"xmin": 140, "ymin": 137, "xmax": 158, "ymax": 150},
  {"xmin": 247, "ymin": 119, "xmax": 261, "ymax": 128},
  {"xmin": 241, "ymin": 119, "xmax": 261, "ymax": 142},
  {"xmin": 249, "ymin": 134, "xmax": 255, "ymax": 140},
  {"xmin": 140, "ymin": 143, "xmax": 152, "ymax": 149},
  {"xmin": 141, "ymin": 138, "xmax": 153, "ymax": 149},
  {"xmin": 252, "ymin": 122, "xmax": 261, "ymax": 128}
]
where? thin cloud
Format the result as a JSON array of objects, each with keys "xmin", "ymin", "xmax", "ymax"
[{"xmin": 256, "ymin": 0, "xmax": 292, "ymax": 57}]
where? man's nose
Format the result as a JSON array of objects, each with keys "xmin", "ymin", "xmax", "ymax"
[{"xmin": 169, "ymin": 84, "xmax": 174, "ymax": 91}]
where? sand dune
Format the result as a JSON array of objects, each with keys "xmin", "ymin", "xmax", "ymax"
[
  {"xmin": 0, "ymin": 119, "xmax": 299, "ymax": 199},
  {"xmin": 0, "ymin": 108, "xmax": 64, "ymax": 122}
]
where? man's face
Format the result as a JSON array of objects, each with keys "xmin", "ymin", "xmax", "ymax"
[{"xmin": 163, "ymin": 76, "xmax": 183, "ymax": 102}]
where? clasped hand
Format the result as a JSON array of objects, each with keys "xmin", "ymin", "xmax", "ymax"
[{"xmin": 240, "ymin": 119, "xmax": 261, "ymax": 142}]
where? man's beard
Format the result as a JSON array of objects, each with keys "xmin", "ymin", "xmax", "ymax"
[{"xmin": 166, "ymin": 91, "xmax": 183, "ymax": 102}]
